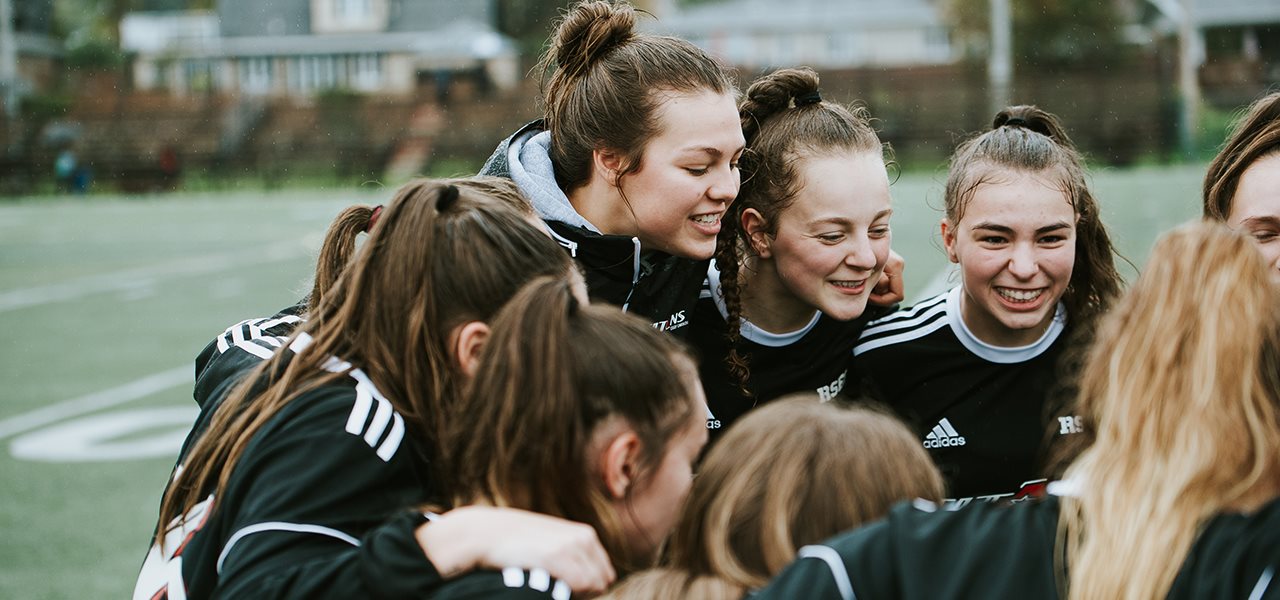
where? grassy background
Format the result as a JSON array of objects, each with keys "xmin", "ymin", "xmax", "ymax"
[{"xmin": 0, "ymin": 165, "xmax": 1205, "ymax": 598}]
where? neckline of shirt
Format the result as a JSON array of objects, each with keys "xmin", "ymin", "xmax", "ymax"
[{"xmin": 945, "ymin": 285, "xmax": 1066, "ymax": 364}]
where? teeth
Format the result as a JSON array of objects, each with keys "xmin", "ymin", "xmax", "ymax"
[
  {"xmin": 691, "ymin": 214, "xmax": 719, "ymax": 225},
  {"xmin": 997, "ymin": 288, "xmax": 1042, "ymax": 302},
  {"xmin": 832, "ymin": 280, "xmax": 864, "ymax": 288}
]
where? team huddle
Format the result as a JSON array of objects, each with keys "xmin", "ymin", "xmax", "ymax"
[{"xmin": 132, "ymin": 1, "xmax": 1280, "ymax": 599}]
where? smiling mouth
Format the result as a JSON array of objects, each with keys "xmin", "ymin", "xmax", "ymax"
[
  {"xmin": 690, "ymin": 213, "xmax": 720, "ymax": 225},
  {"xmin": 996, "ymin": 287, "xmax": 1044, "ymax": 303},
  {"xmin": 831, "ymin": 279, "xmax": 867, "ymax": 292}
]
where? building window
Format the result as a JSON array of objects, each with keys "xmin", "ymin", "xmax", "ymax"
[{"xmin": 333, "ymin": 0, "xmax": 372, "ymax": 21}]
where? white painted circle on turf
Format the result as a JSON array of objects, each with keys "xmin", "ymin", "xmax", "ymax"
[{"xmin": 9, "ymin": 406, "xmax": 197, "ymax": 462}]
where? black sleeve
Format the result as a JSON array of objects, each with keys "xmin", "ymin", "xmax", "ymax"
[
  {"xmin": 193, "ymin": 308, "xmax": 303, "ymax": 409},
  {"xmin": 211, "ymin": 389, "xmax": 439, "ymax": 599}
]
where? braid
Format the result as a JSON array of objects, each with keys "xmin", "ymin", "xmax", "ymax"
[{"xmin": 714, "ymin": 207, "xmax": 752, "ymax": 399}]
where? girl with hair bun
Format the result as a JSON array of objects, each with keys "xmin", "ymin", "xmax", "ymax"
[
  {"xmin": 853, "ymin": 106, "xmax": 1124, "ymax": 503},
  {"xmin": 687, "ymin": 67, "xmax": 901, "ymax": 442},
  {"xmin": 480, "ymin": 0, "xmax": 745, "ymax": 333},
  {"xmin": 427, "ymin": 277, "xmax": 709, "ymax": 598},
  {"xmin": 757, "ymin": 221, "xmax": 1280, "ymax": 599},
  {"xmin": 137, "ymin": 180, "xmax": 617, "ymax": 599},
  {"xmin": 605, "ymin": 396, "xmax": 943, "ymax": 600},
  {"xmin": 1203, "ymin": 90, "xmax": 1280, "ymax": 282}
]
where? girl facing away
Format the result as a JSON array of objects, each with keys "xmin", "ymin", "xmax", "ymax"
[
  {"xmin": 688, "ymin": 67, "xmax": 895, "ymax": 442},
  {"xmin": 605, "ymin": 395, "xmax": 944, "ymax": 600},
  {"xmin": 480, "ymin": 0, "xmax": 744, "ymax": 332},
  {"xmin": 136, "ymin": 180, "xmax": 616, "ymax": 599},
  {"xmin": 852, "ymin": 106, "xmax": 1123, "ymax": 503},
  {"xmin": 1204, "ymin": 90, "xmax": 1280, "ymax": 281},
  {"xmin": 427, "ymin": 276, "xmax": 709, "ymax": 598},
  {"xmin": 755, "ymin": 221, "xmax": 1280, "ymax": 599},
  {"xmin": 191, "ymin": 178, "xmax": 537, "ymax": 410}
]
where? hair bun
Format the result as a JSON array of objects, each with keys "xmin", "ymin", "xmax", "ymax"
[
  {"xmin": 553, "ymin": 1, "xmax": 637, "ymax": 80},
  {"xmin": 994, "ymin": 105, "xmax": 1076, "ymax": 149},
  {"xmin": 741, "ymin": 67, "xmax": 821, "ymax": 143}
]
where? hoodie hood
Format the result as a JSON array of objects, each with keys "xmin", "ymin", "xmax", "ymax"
[{"xmin": 506, "ymin": 128, "xmax": 600, "ymax": 232}]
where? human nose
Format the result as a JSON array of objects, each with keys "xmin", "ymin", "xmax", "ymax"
[
  {"xmin": 1007, "ymin": 243, "xmax": 1039, "ymax": 279},
  {"xmin": 844, "ymin": 235, "xmax": 877, "ymax": 272},
  {"xmin": 707, "ymin": 167, "xmax": 739, "ymax": 203}
]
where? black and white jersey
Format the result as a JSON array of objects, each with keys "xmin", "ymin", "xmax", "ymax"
[
  {"xmin": 852, "ymin": 287, "xmax": 1081, "ymax": 504},
  {"xmin": 192, "ymin": 303, "xmax": 305, "ymax": 409},
  {"xmin": 135, "ymin": 332, "xmax": 442, "ymax": 599},
  {"xmin": 752, "ymin": 490, "xmax": 1280, "ymax": 600},
  {"xmin": 688, "ymin": 264, "xmax": 869, "ymax": 445},
  {"xmin": 429, "ymin": 568, "xmax": 571, "ymax": 599}
]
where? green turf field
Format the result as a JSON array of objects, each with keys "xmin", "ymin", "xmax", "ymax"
[{"xmin": 0, "ymin": 165, "xmax": 1206, "ymax": 598}]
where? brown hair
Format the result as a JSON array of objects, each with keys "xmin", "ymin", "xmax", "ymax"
[
  {"xmin": 442, "ymin": 276, "xmax": 701, "ymax": 573},
  {"xmin": 1059, "ymin": 221, "xmax": 1280, "ymax": 598},
  {"xmin": 539, "ymin": 0, "xmax": 736, "ymax": 191},
  {"xmin": 715, "ymin": 67, "xmax": 883, "ymax": 395},
  {"xmin": 609, "ymin": 396, "xmax": 943, "ymax": 599},
  {"xmin": 156, "ymin": 178, "xmax": 571, "ymax": 548},
  {"xmin": 1203, "ymin": 91, "xmax": 1280, "ymax": 221},
  {"xmin": 945, "ymin": 105, "xmax": 1123, "ymax": 336},
  {"xmin": 308, "ymin": 178, "xmax": 534, "ymax": 315}
]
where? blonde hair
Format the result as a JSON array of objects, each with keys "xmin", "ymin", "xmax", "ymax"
[
  {"xmin": 608, "ymin": 396, "xmax": 944, "ymax": 598},
  {"xmin": 1059, "ymin": 221, "xmax": 1280, "ymax": 599}
]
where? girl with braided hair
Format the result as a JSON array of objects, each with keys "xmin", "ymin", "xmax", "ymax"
[{"xmin": 686, "ymin": 67, "xmax": 899, "ymax": 443}]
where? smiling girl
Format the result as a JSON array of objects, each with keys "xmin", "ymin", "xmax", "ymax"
[
  {"xmin": 480, "ymin": 0, "xmax": 743, "ymax": 333},
  {"xmin": 852, "ymin": 106, "xmax": 1123, "ymax": 502},
  {"xmin": 1204, "ymin": 91, "xmax": 1280, "ymax": 281},
  {"xmin": 688, "ymin": 68, "xmax": 896, "ymax": 441}
]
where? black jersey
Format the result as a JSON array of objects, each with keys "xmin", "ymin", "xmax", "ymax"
[
  {"xmin": 192, "ymin": 303, "xmax": 304, "ymax": 409},
  {"xmin": 688, "ymin": 263, "xmax": 869, "ymax": 444},
  {"xmin": 753, "ymin": 490, "xmax": 1280, "ymax": 600},
  {"xmin": 852, "ymin": 287, "xmax": 1081, "ymax": 504},
  {"xmin": 429, "ymin": 568, "xmax": 570, "ymax": 599},
  {"xmin": 135, "ymin": 332, "xmax": 442, "ymax": 599}
]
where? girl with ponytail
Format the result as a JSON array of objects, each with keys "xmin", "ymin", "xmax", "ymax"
[
  {"xmin": 191, "ymin": 178, "xmax": 534, "ymax": 409},
  {"xmin": 479, "ymin": 0, "xmax": 745, "ymax": 333},
  {"xmin": 686, "ymin": 66, "xmax": 901, "ymax": 443},
  {"xmin": 853, "ymin": 106, "xmax": 1124, "ymax": 503},
  {"xmin": 429, "ymin": 277, "xmax": 709, "ymax": 598},
  {"xmin": 756, "ymin": 221, "xmax": 1280, "ymax": 599},
  {"xmin": 136, "ymin": 179, "xmax": 617, "ymax": 599}
]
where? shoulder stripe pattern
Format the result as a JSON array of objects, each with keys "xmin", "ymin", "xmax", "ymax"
[
  {"xmin": 214, "ymin": 315, "xmax": 304, "ymax": 353},
  {"xmin": 501, "ymin": 568, "xmax": 570, "ymax": 600},
  {"xmin": 1248, "ymin": 566, "xmax": 1274, "ymax": 600},
  {"xmin": 796, "ymin": 545, "xmax": 856, "ymax": 600},
  {"xmin": 216, "ymin": 521, "xmax": 360, "ymax": 574},
  {"xmin": 291, "ymin": 332, "xmax": 405, "ymax": 462},
  {"xmin": 853, "ymin": 296, "xmax": 949, "ymax": 356}
]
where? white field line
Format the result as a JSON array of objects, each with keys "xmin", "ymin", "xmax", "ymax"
[
  {"xmin": 0, "ymin": 366, "xmax": 191, "ymax": 440},
  {"xmin": 0, "ymin": 239, "xmax": 308, "ymax": 313}
]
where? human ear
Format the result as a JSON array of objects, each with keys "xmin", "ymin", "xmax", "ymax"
[
  {"xmin": 742, "ymin": 208, "xmax": 773, "ymax": 258},
  {"xmin": 940, "ymin": 218, "xmax": 959, "ymax": 264},
  {"xmin": 592, "ymin": 148, "xmax": 627, "ymax": 188},
  {"xmin": 449, "ymin": 321, "xmax": 491, "ymax": 379},
  {"xmin": 600, "ymin": 430, "xmax": 642, "ymax": 499}
]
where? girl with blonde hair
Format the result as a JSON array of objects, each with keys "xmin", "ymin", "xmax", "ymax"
[
  {"xmin": 606, "ymin": 395, "xmax": 944, "ymax": 599},
  {"xmin": 755, "ymin": 221, "xmax": 1280, "ymax": 599}
]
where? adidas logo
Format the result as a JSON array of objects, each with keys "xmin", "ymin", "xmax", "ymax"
[{"xmin": 923, "ymin": 418, "xmax": 966, "ymax": 448}]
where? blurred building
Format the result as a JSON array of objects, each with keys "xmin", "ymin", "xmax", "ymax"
[
  {"xmin": 8, "ymin": 0, "xmax": 62, "ymax": 95},
  {"xmin": 648, "ymin": 0, "xmax": 956, "ymax": 70},
  {"xmin": 121, "ymin": 0, "xmax": 518, "ymax": 97}
]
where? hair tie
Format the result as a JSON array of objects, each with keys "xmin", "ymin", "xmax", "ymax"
[
  {"xmin": 366, "ymin": 205, "xmax": 383, "ymax": 233},
  {"xmin": 1003, "ymin": 117, "xmax": 1028, "ymax": 128},
  {"xmin": 795, "ymin": 91, "xmax": 822, "ymax": 106},
  {"xmin": 436, "ymin": 184, "xmax": 460, "ymax": 212}
]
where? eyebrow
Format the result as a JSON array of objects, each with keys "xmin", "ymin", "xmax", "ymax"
[
  {"xmin": 808, "ymin": 209, "xmax": 894, "ymax": 228},
  {"xmin": 971, "ymin": 221, "xmax": 1072, "ymax": 235},
  {"xmin": 1239, "ymin": 215, "xmax": 1280, "ymax": 228},
  {"xmin": 679, "ymin": 145, "xmax": 745, "ymax": 158}
]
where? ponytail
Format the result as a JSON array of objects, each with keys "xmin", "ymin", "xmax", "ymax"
[
  {"xmin": 444, "ymin": 276, "xmax": 698, "ymax": 573},
  {"xmin": 307, "ymin": 204, "xmax": 378, "ymax": 314}
]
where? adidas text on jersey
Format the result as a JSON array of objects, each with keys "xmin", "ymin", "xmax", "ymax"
[{"xmin": 924, "ymin": 418, "xmax": 967, "ymax": 448}]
